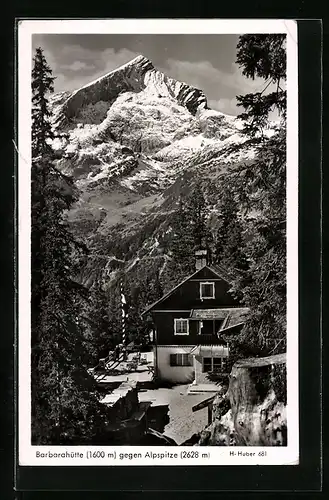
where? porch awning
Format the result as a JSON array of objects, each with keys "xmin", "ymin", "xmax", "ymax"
[{"xmin": 190, "ymin": 345, "xmax": 229, "ymax": 357}]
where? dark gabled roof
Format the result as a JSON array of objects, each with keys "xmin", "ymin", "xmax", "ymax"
[
  {"xmin": 208, "ymin": 264, "xmax": 237, "ymax": 283},
  {"xmin": 214, "ymin": 307, "xmax": 249, "ymax": 338},
  {"xmin": 218, "ymin": 322, "xmax": 245, "ymax": 335},
  {"xmin": 142, "ymin": 264, "xmax": 235, "ymax": 316},
  {"xmin": 219, "ymin": 307, "xmax": 250, "ymax": 330}
]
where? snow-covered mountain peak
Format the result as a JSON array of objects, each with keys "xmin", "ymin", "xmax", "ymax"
[
  {"xmin": 77, "ymin": 54, "xmax": 154, "ymax": 92},
  {"xmin": 48, "ymin": 54, "xmax": 262, "ymax": 285},
  {"xmin": 123, "ymin": 54, "xmax": 154, "ymax": 68},
  {"xmin": 50, "ymin": 52, "xmax": 251, "ymax": 197},
  {"xmin": 54, "ymin": 54, "xmax": 210, "ymax": 124}
]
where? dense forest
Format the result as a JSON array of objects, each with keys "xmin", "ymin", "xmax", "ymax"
[{"xmin": 30, "ymin": 35, "xmax": 286, "ymax": 444}]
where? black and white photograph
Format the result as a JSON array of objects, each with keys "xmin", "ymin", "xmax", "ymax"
[{"xmin": 18, "ymin": 19, "xmax": 299, "ymax": 465}]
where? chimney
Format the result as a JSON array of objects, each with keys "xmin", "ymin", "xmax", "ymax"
[{"xmin": 195, "ymin": 249, "xmax": 208, "ymax": 271}]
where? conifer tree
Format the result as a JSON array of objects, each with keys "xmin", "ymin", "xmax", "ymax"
[
  {"xmin": 119, "ymin": 265, "xmax": 164, "ymax": 346},
  {"xmin": 236, "ymin": 34, "xmax": 286, "ymax": 136},
  {"xmin": 170, "ymin": 197, "xmax": 195, "ymax": 275},
  {"xmin": 169, "ymin": 184, "xmax": 213, "ymax": 276},
  {"xmin": 186, "ymin": 184, "xmax": 210, "ymax": 249},
  {"xmin": 214, "ymin": 190, "xmax": 248, "ymax": 274},
  {"xmin": 32, "ymin": 47, "xmax": 55, "ymax": 156},
  {"xmin": 224, "ymin": 34, "xmax": 287, "ymax": 356},
  {"xmin": 31, "ymin": 47, "xmax": 107, "ymax": 444},
  {"xmin": 214, "ymin": 190, "xmax": 238, "ymax": 262},
  {"xmin": 84, "ymin": 279, "xmax": 113, "ymax": 362},
  {"xmin": 107, "ymin": 279, "xmax": 124, "ymax": 347}
]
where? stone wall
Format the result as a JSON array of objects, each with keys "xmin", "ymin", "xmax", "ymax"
[
  {"xmin": 102, "ymin": 381, "xmax": 149, "ymax": 445},
  {"xmin": 105, "ymin": 381, "xmax": 139, "ymax": 422}
]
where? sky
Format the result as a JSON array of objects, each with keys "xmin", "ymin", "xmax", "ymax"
[{"xmin": 32, "ymin": 34, "xmax": 267, "ymax": 116}]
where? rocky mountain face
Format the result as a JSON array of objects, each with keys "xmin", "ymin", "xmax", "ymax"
[{"xmin": 50, "ymin": 55, "xmax": 256, "ymax": 287}]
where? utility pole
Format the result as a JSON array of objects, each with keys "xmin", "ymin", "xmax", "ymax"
[{"xmin": 120, "ymin": 281, "xmax": 127, "ymax": 345}]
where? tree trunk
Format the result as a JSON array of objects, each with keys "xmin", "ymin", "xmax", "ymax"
[{"xmin": 199, "ymin": 353, "xmax": 287, "ymax": 446}]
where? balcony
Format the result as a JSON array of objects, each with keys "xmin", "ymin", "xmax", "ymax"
[{"xmin": 196, "ymin": 334, "xmax": 220, "ymax": 345}]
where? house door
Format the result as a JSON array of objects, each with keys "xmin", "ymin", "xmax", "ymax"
[
  {"xmin": 198, "ymin": 320, "xmax": 214, "ymax": 335},
  {"xmin": 198, "ymin": 320, "xmax": 224, "ymax": 335}
]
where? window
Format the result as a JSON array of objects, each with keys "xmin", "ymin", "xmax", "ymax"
[
  {"xmin": 212, "ymin": 358, "xmax": 223, "ymax": 371},
  {"xmin": 203, "ymin": 357, "xmax": 212, "ymax": 372},
  {"xmin": 170, "ymin": 353, "xmax": 193, "ymax": 367},
  {"xmin": 174, "ymin": 318, "xmax": 189, "ymax": 335},
  {"xmin": 200, "ymin": 282, "xmax": 215, "ymax": 299},
  {"xmin": 202, "ymin": 357, "xmax": 225, "ymax": 373}
]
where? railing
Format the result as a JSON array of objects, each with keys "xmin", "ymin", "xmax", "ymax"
[{"xmin": 197, "ymin": 334, "xmax": 218, "ymax": 343}]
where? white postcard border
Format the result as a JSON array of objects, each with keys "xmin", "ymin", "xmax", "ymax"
[{"xmin": 17, "ymin": 18, "xmax": 299, "ymax": 466}]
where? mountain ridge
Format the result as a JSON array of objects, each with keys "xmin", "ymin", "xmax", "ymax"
[{"xmin": 54, "ymin": 54, "xmax": 210, "ymax": 125}]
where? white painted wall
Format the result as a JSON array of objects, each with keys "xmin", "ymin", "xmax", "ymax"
[
  {"xmin": 194, "ymin": 356, "xmax": 210, "ymax": 384},
  {"xmin": 156, "ymin": 346, "xmax": 195, "ymax": 384}
]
